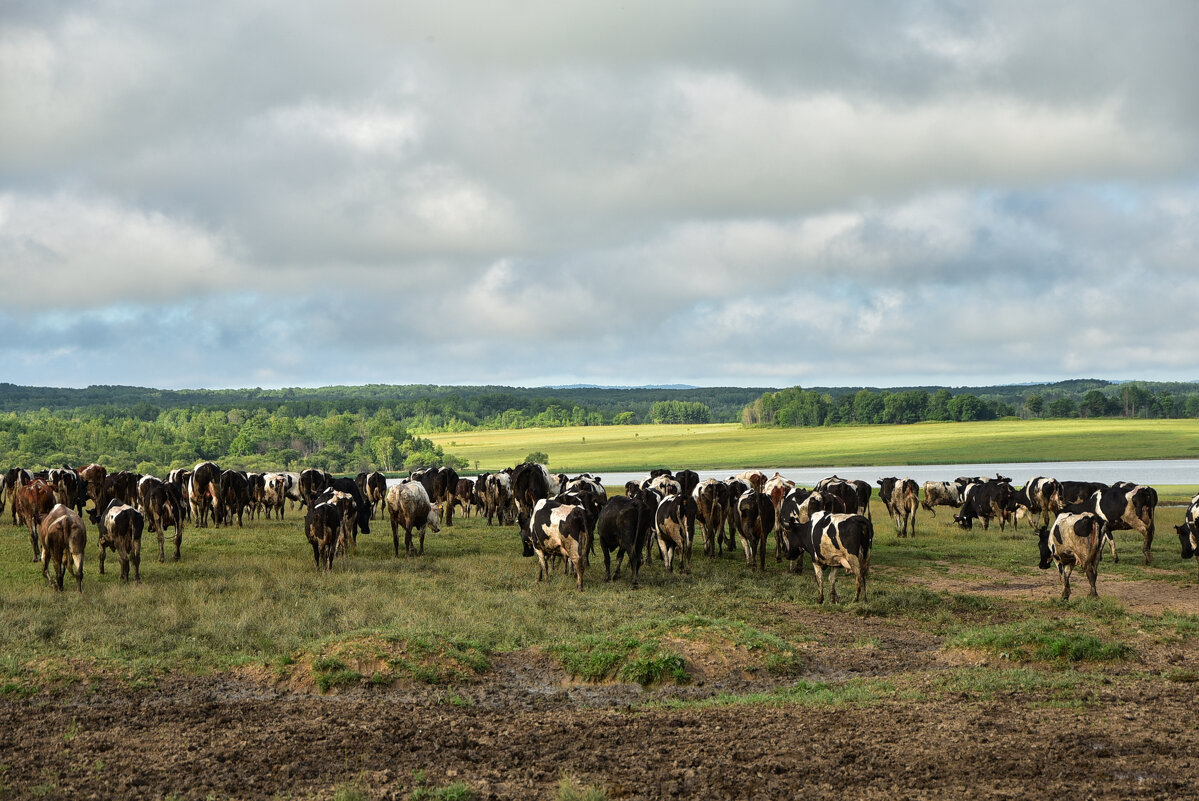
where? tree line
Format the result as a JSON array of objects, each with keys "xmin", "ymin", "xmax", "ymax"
[{"xmin": 743, "ymin": 382, "xmax": 1199, "ymax": 427}]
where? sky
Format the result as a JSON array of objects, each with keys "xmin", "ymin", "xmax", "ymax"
[{"xmin": 2, "ymin": 1, "xmax": 1198, "ymax": 390}]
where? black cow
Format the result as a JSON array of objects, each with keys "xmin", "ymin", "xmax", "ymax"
[
  {"xmin": 816, "ymin": 477, "xmax": 868, "ymax": 517},
  {"xmin": 737, "ymin": 489, "xmax": 775, "ymax": 571},
  {"xmin": 954, "ymin": 478, "xmax": 1015, "ymax": 531},
  {"xmin": 596, "ymin": 494, "xmax": 657, "ymax": 587},
  {"xmin": 305, "ymin": 499, "xmax": 346, "ymax": 570},
  {"xmin": 327, "ymin": 477, "xmax": 372, "ymax": 538},
  {"xmin": 511, "ymin": 462, "xmax": 553, "ymax": 532},
  {"xmin": 723, "ymin": 478, "xmax": 750, "ymax": 552},
  {"xmin": 781, "ymin": 510, "xmax": 874, "ymax": 604},
  {"xmin": 216, "ymin": 470, "xmax": 250, "ymax": 528},
  {"xmin": 299, "ymin": 468, "xmax": 333, "ymax": 508},
  {"xmin": 414, "ymin": 466, "xmax": 461, "ymax": 526}
]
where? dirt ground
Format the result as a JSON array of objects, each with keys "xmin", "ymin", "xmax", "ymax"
[{"xmin": 3, "ymin": 610, "xmax": 1198, "ymax": 801}]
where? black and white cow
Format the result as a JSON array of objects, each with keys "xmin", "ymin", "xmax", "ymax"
[
  {"xmin": 412, "ymin": 466, "xmax": 460, "ymax": 526},
  {"xmin": 816, "ymin": 476, "xmax": 869, "ymax": 518},
  {"xmin": 954, "ymin": 478, "xmax": 1015, "ymax": 531},
  {"xmin": 1015, "ymin": 476, "xmax": 1063, "ymax": 528},
  {"xmin": 525, "ymin": 498, "xmax": 591, "ymax": 590},
  {"xmin": 327, "ymin": 477, "xmax": 372, "ymax": 539},
  {"xmin": 1037, "ymin": 512, "xmax": 1112, "ymax": 600},
  {"xmin": 781, "ymin": 508, "xmax": 874, "ymax": 604},
  {"xmin": 876, "ymin": 477, "xmax": 918, "ymax": 538},
  {"xmin": 97, "ymin": 498, "xmax": 144, "ymax": 584},
  {"xmin": 305, "ymin": 499, "xmax": 346, "ymax": 571},
  {"xmin": 654, "ymin": 493, "xmax": 694, "ymax": 574},
  {"xmin": 1064, "ymin": 482, "xmax": 1158, "ymax": 564},
  {"xmin": 596, "ymin": 493, "xmax": 657, "ymax": 587},
  {"xmin": 299, "ymin": 468, "xmax": 333, "ymax": 508},
  {"xmin": 723, "ymin": 478, "xmax": 750, "ymax": 552},
  {"xmin": 1176, "ymin": 493, "xmax": 1199, "ymax": 579},
  {"xmin": 137, "ymin": 475, "xmax": 184, "ymax": 563},
  {"xmin": 920, "ymin": 481, "xmax": 961, "ymax": 517},
  {"xmin": 484, "ymin": 471, "xmax": 515, "ymax": 526}
]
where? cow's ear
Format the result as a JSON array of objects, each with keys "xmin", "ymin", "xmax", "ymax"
[{"xmin": 1178, "ymin": 525, "xmax": 1195, "ymax": 559}]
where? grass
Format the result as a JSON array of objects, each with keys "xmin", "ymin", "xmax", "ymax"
[
  {"xmin": 425, "ymin": 418, "xmax": 1199, "ymax": 473},
  {"xmin": 0, "ymin": 488, "xmax": 1195, "ymax": 695},
  {"xmin": 557, "ymin": 775, "xmax": 607, "ymax": 801}
]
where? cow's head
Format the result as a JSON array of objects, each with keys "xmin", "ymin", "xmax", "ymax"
[
  {"xmin": 1036, "ymin": 525, "xmax": 1053, "ymax": 569},
  {"xmin": 427, "ymin": 502, "xmax": 443, "ymax": 534},
  {"xmin": 1177, "ymin": 523, "xmax": 1195, "ymax": 560},
  {"xmin": 953, "ymin": 513, "xmax": 973, "ymax": 530}
]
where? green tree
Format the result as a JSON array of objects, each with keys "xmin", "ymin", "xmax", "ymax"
[
  {"xmin": 524, "ymin": 451, "xmax": 549, "ymax": 466},
  {"xmin": 1024, "ymin": 394, "xmax": 1043, "ymax": 418}
]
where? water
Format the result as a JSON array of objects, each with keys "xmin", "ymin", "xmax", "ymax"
[{"xmin": 423, "ymin": 460, "xmax": 1199, "ymax": 489}]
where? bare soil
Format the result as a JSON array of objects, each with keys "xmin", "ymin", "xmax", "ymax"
[{"xmin": 4, "ymin": 609, "xmax": 1198, "ymax": 800}]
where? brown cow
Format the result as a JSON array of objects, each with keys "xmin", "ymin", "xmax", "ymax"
[
  {"xmin": 40, "ymin": 504, "xmax": 86, "ymax": 592},
  {"xmin": 877, "ymin": 477, "xmax": 919, "ymax": 538},
  {"xmin": 14, "ymin": 478, "xmax": 56, "ymax": 561}
]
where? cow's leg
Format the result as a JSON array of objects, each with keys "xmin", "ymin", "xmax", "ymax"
[
  {"xmin": 29, "ymin": 521, "xmax": 40, "ymax": 562},
  {"xmin": 1059, "ymin": 564, "xmax": 1072, "ymax": 600},
  {"xmin": 1140, "ymin": 520, "xmax": 1153, "ymax": 565},
  {"xmin": 311, "ymin": 541, "xmax": 321, "ymax": 568},
  {"xmin": 855, "ymin": 553, "xmax": 870, "ymax": 602},
  {"xmin": 418, "ymin": 524, "xmax": 426, "ymax": 555},
  {"xmin": 54, "ymin": 550, "xmax": 67, "ymax": 591},
  {"xmin": 41, "ymin": 543, "xmax": 53, "ymax": 587},
  {"xmin": 391, "ymin": 520, "xmax": 401, "ymax": 557},
  {"xmin": 99, "ymin": 544, "xmax": 107, "ymax": 575},
  {"xmin": 829, "ymin": 566, "xmax": 840, "ymax": 604},
  {"xmin": 1085, "ymin": 562, "xmax": 1099, "ymax": 597},
  {"xmin": 758, "ymin": 534, "xmax": 766, "ymax": 571},
  {"xmin": 131, "ymin": 540, "xmax": 141, "ymax": 583},
  {"xmin": 812, "ymin": 564, "xmax": 825, "ymax": 604},
  {"xmin": 173, "ymin": 525, "xmax": 182, "ymax": 562},
  {"xmin": 157, "ymin": 516, "xmax": 166, "ymax": 563},
  {"xmin": 603, "ymin": 545, "xmax": 613, "ymax": 581}
]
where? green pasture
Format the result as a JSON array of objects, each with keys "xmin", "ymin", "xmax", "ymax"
[
  {"xmin": 428, "ymin": 418, "xmax": 1199, "ymax": 473},
  {"xmin": 1, "ymin": 491, "xmax": 1196, "ymax": 701}
]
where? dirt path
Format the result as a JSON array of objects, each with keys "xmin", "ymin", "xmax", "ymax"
[
  {"xmin": 917, "ymin": 562, "xmax": 1199, "ymax": 616},
  {"xmin": 1, "ymin": 674, "xmax": 1195, "ymax": 800}
]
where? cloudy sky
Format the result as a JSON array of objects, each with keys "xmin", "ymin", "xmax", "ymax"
[{"xmin": 2, "ymin": 1, "xmax": 1197, "ymax": 390}]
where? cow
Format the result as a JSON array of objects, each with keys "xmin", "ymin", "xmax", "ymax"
[
  {"xmin": 1064, "ymin": 482, "xmax": 1158, "ymax": 564},
  {"xmin": 484, "ymin": 471, "xmax": 515, "ymax": 526},
  {"xmin": 876, "ymin": 477, "xmax": 918, "ymax": 538},
  {"xmin": 564, "ymin": 474, "xmax": 606, "ymax": 501},
  {"xmin": 654, "ymin": 493, "xmax": 694, "ymax": 574},
  {"xmin": 413, "ymin": 466, "xmax": 460, "ymax": 526},
  {"xmin": 326, "ymin": 477, "xmax": 372, "ymax": 540},
  {"xmin": 48, "ymin": 466, "xmax": 86, "ymax": 516},
  {"xmin": 1176, "ymin": 494, "xmax": 1199, "ymax": 578},
  {"xmin": 281, "ymin": 471, "xmax": 304, "ymax": 509},
  {"xmin": 723, "ymin": 478, "xmax": 750, "ymax": 552},
  {"xmin": 524, "ymin": 498, "xmax": 591, "ymax": 590},
  {"xmin": 734, "ymin": 470, "xmax": 767, "ymax": 492},
  {"xmin": 815, "ymin": 476, "xmax": 869, "ymax": 518},
  {"xmin": 511, "ymin": 462, "xmax": 554, "ymax": 531},
  {"xmin": 645, "ymin": 473, "xmax": 682, "ymax": 497},
  {"xmin": 471, "ymin": 473, "xmax": 490, "ymax": 518},
  {"xmin": 0, "ymin": 467, "xmax": 29, "ymax": 521},
  {"xmin": 168, "ymin": 468, "xmax": 193, "ymax": 521},
  {"xmin": 674, "ymin": 469, "xmax": 700, "ymax": 499},
  {"xmin": 693, "ymin": 478, "xmax": 729, "ymax": 557},
  {"xmin": 781, "ymin": 509, "xmax": 874, "ymax": 604},
  {"xmin": 385, "ymin": 480, "xmax": 442, "ymax": 557},
  {"xmin": 920, "ymin": 481, "xmax": 962, "ymax": 516},
  {"xmin": 454, "ymin": 478, "xmax": 475, "ymax": 518},
  {"xmin": 1058, "ymin": 481, "xmax": 1109, "ymax": 510},
  {"xmin": 262, "ymin": 473, "xmax": 289, "ymax": 519},
  {"xmin": 39, "ymin": 504, "xmax": 87, "ymax": 592},
  {"xmin": 299, "ymin": 468, "xmax": 333, "ymax": 508},
  {"xmin": 14, "ymin": 479, "xmax": 56, "ymax": 561},
  {"xmin": 245, "ymin": 473, "xmax": 266, "ymax": 520},
  {"xmin": 75, "ymin": 463, "xmax": 107, "ymax": 519},
  {"xmin": 138, "ymin": 475, "xmax": 184, "ymax": 562},
  {"xmin": 217, "ymin": 469, "xmax": 250, "ymax": 528},
  {"xmin": 737, "ymin": 489, "xmax": 776, "ymax": 571},
  {"xmin": 304, "ymin": 499, "xmax": 345, "ymax": 571},
  {"xmin": 190, "ymin": 461, "xmax": 222, "ymax": 527},
  {"xmin": 97, "ymin": 499, "xmax": 144, "ymax": 583},
  {"xmin": 764, "ymin": 473, "xmax": 796, "ymax": 513},
  {"xmin": 1037, "ymin": 512, "xmax": 1112, "ymax": 600},
  {"xmin": 596, "ymin": 493, "xmax": 657, "ymax": 587},
  {"xmin": 954, "ymin": 478, "xmax": 1015, "ymax": 531},
  {"xmin": 1016, "ymin": 477, "xmax": 1063, "ymax": 528}
]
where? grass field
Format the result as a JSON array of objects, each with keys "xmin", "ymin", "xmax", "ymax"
[
  {"xmin": 427, "ymin": 418, "xmax": 1199, "ymax": 473},
  {"xmin": 2, "ymin": 493, "xmax": 1196, "ymax": 695}
]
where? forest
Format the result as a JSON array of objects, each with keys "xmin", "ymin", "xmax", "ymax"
[{"xmin": 2, "ymin": 379, "xmax": 1197, "ymax": 473}]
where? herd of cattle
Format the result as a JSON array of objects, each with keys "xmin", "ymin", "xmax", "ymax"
[{"xmin": 3, "ymin": 462, "xmax": 1197, "ymax": 604}]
